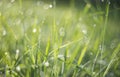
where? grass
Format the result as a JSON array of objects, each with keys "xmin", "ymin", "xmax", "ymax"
[{"xmin": 0, "ymin": 0, "xmax": 120, "ymax": 77}]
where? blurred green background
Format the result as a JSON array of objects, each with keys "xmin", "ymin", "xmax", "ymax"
[{"xmin": 0, "ymin": 0, "xmax": 120, "ymax": 77}]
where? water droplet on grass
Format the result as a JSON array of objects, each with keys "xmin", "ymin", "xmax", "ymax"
[
  {"xmin": 44, "ymin": 4, "xmax": 53, "ymax": 9},
  {"xmin": 16, "ymin": 66, "xmax": 20, "ymax": 71},
  {"xmin": 3, "ymin": 30, "xmax": 7, "ymax": 36},
  {"xmin": 5, "ymin": 52, "xmax": 8, "ymax": 55},
  {"xmin": 49, "ymin": 4, "xmax": 53, "ymax": 8},
  {"xmin": 108, "ymin": 1, "xmax": 111, "ymax": 5},
  {"xmin": 33, "ymin": 28, "xmax": 37, "ymax": 33},
  {"xmin": 15, "ymin": 49, "xmax": 19, "ymax": 59},
  {"xmin": 59, "ymin": 27, "xmax": 65, "ymax": 37},
  {"xmin": 16, "ymin": 49, "xmax": 19, "ymax": 54},
  {"xmin": 44, "ymin": 61, "xmax": 49, "ymax": 67},
  {"xmin": 80, "ymin": 24, "xmax": 87, "ymax": 35},
  {"xmin": 82, "ymin": 29, "xmax": 87, "ymax": 34}
]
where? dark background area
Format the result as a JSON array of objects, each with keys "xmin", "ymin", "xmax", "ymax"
[
  {"xmin": 41, "ymin": 0, "xmax": 120, "ymax": 21},
  {"xmin": 40, "ymin": 0, "xmax": 120, "ymax": 8}
]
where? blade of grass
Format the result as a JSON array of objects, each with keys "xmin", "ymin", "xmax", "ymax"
[
  {"xmin": 48, "ymin": 38, "xmax": 83, "ymax": 56},
  {"xmin": 77, "ymin": 42, "xmax": 89, "ymax": 65},
  {"xmin": 100, "ymin": 0, "xmax": 110, "ymax": 76},
  {"xmin": 103, "ymin": 44, "xmax": 120, "ymax": 77}
]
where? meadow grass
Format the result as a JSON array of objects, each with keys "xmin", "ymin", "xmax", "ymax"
[{"xmin": 0, "ymin": 0, "xmax": 120, "ymax": 77}]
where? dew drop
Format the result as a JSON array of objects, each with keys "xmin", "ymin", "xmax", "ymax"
[
  {"xmin": 44, "ymin": 61, "xmax": 49, "ymax": 67},
  {"xmin": 44, "ymin": 4, "xmax": 53, "ymax": 9},
  {"xmin": 3, "ymin": 30, "xmax": 7, "ymax": 36},
  {"xmin": 59, "ymin": 27, "xmax": 65, "ymax": 37},
  {"xmin": 108, "ymin": 1, "xmax": 110, "ymax": 5},
  {"xmin": 33, "ymin": 28, "xmax": 37, "ymax": 33},
  {"xmin": 82, "ymin": 29, "xmax": 87, "ymax": 34},
  {"xmin": 16, "ymin": 66, "xmax": 21, "ymax": 71},
  {"xmin": 49, "ymin": 4, "xmax": 53, "ymax": 8},
  {"xmin": 16, "ymin": 49, "xmax": 20, "ymax": 54},
  {"xmin": 5, "ymin": 52, "xmax": 8, "ymax": 55},
  {"xmin": 80, "ymin": 24, "xmax": 87, "ymax": 35}
]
